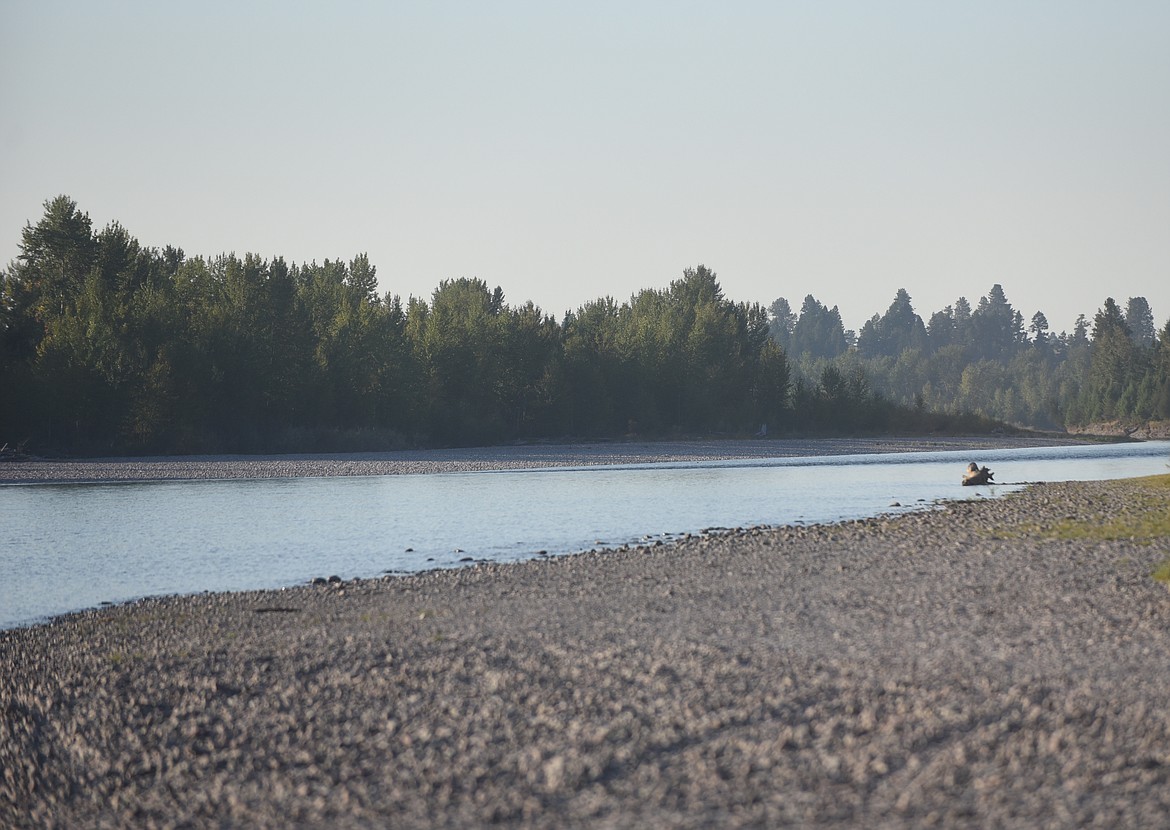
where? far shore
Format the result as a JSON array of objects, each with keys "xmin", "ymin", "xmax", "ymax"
[{"xmin": 0, "ymin": 433, "xmax": 1111, "ymax": 485}]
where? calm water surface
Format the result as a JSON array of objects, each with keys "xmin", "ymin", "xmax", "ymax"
[{"xmin": 2, "ymin": 441, "xmax": 1168, "ymax": 629}]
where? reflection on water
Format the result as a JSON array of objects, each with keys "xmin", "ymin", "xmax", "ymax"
[{"xmin": 2, "ymin": 441, "xmax": 1167, "ymax": 629}]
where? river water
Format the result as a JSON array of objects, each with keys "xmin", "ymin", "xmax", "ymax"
[{"xmin": 2, "ymin": 441, "xmax": 1168, "ymax": 630}]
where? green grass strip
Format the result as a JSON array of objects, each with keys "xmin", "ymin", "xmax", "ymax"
[
  {"xmin": 1035, "ymin": 474, "xmax": 1170, "ymax": 587},
  {"xmin": 1045, "ymin": 474, "xmax": 1170, "ymax": 543}
]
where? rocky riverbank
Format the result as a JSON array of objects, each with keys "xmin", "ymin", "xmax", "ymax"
[
  {"xmin": 4, "ymin": 472, "xmax": 1170, "ymax": 828},
  {"xmin": 0, "ymin": 434, "xmax": 1101, "ymax": 485},
  {"xmin": 1066, "ymin": 420, "xmax": 1170, "ymax": 441}
]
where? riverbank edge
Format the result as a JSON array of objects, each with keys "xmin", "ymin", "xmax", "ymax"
[
  {"xmin": 3, "ymin": 474, "xmax": 1170, "ymax": 827},
  {"xmin": 0, "ymin": 433, "xmax": 1116, "ymax": 485}
]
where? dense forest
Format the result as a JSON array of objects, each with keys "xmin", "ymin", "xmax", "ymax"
[
  {"xmin": 770, "ymin": 286, "xmax": 1170, "ymax": 432},
  {"xmin": 2, "ymin": 197, "xmax": 1168, "ymax": 454}
]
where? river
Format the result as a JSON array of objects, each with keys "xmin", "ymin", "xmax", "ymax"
[{"xmin": 2, "ymin": 440, "xmax": 1167, "ymax": 630}]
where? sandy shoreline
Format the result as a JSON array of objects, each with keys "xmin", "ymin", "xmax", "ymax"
[
  {"xmin": 4, "ymin": 470, "xmax": 1169, "ymax": 827},
  {"xmin": 0, "ymin": 434, "xmax": 1099, "ymax": 484}
]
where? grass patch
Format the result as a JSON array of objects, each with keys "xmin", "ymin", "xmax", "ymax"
[
  {"xmin": 1033, "ymin": 474, "xmax": 1170, "ymax": 588},
  {"xmin": 1044, "ymin": 475, "xmax": 1170, "ymax": 543},
  {"xmin": 1134, "ymin": 473, "xmax": 1170, "ymax": 491}
]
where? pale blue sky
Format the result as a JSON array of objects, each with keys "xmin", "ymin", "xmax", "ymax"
[{"xmin": 3, "ymin": 1, "xmax": 1168, "ymax": 333}]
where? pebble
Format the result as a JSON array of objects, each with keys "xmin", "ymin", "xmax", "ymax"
[{"xmin": 3, "ymin": 446, "xmax": 1168, "ymax": 828}]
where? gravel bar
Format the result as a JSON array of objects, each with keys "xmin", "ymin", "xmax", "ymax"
[
  {"xmin": 4, "ymin": 471, "xmax": 1169, "ymax": 828},
  {"xmin": 0, "ymin": 435, "xmax": 1095, "ymax": 484}
]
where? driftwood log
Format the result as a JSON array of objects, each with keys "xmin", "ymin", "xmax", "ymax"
[{"xmin": 962, "ymin": 462, "xmax": 994, "ymax": 486}]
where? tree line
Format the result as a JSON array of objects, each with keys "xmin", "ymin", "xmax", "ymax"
[
  {"xmin": 769, "ymin": 285, "xmax": 1170, "ymax": 431},
  {"xmin": 2, "ymin": 197, "xmax": 1166, "ymax": 454}
]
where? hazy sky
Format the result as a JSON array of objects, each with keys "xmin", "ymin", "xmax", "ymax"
[{"xmin": 3, "ymin": 1, "xmax": 1168, "ymax": 333}]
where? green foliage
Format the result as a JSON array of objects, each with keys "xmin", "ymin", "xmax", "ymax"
[
  {"xmin": 856, "ymin": 289, "xmax": 927, "ymax": 358},
  {"xmin": 789, "ymin": 294, "xmax": 848, "ymax": 360},
  {"xmin": 776, "ymin": 284, "xmax": 1168, "ymax": 433},
  {"xmin": 559, "ymin": 266, "xmax": 787, "ymax": 438},
  {"xmin": 2, "ymin": 197, "xmax": 1166, "ymax": 453}
]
